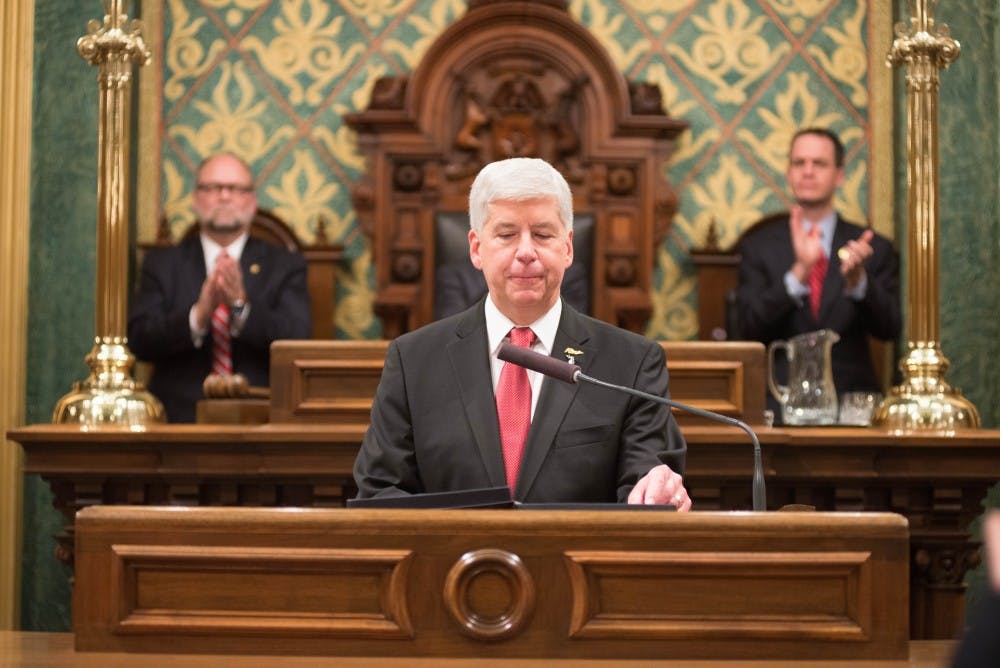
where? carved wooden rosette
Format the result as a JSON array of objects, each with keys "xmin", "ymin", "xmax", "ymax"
[
  {"xmin": 346, "ymin": 0, "xmax": 687, "ymax": 338},
  {"xmin": 444, "ymin": 548, "xmax": 535, "ymax": 640}
]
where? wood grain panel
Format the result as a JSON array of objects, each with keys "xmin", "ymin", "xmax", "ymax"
[
  {"xmin": 269, "ymin": 340, "xmax": 766, "ymax": 426},
  {"xmin": 110, "ymin": 545, "xmax": 413, "ymax": 638},
  {"xmin": 566, "ymin": 550, "xmax": 871, "ymax": 640}
]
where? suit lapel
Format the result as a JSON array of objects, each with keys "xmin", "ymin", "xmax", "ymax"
[
  {"xmin": 515, "ymin": 303, "xmax": 591, "ymax": 499},
  {"xmin": 240, "ymin": 237, "xmax": 266, "ymax": 295},
  {"xmin": 447, "ymin": 302, "xmax": 507, "ymax": 488},
  {"xmin": 180, "ymin": 236, "xmax": 208, "ymax": 305}
]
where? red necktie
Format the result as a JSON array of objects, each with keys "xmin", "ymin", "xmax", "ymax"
[
  {"xmin": 211, "ymin": 252, "xmax": 232, "ymax": 375},
  {"xmin": 211, "ymin": 303, "xmax": 231, "ymax": 375},
  {"xmin": 809, "ymin": 251, "xmax": 828, "ymax": 320},
  {"xmin": 496, "ymin": 327, "xmax": 536, "ymax": 490}
]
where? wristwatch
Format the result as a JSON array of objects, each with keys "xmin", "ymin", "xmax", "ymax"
[{"xmin": 230, "ymin": 298, "xmax": 247, "ymax": 317}]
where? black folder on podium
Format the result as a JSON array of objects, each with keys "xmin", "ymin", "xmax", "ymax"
[
  {"xmin": 347, "ymin": 486, "xmax": 675, "ymax": 510},
  {"xmin": 346, "ymin": 486, "xmax": 514, "ymax": 509}
]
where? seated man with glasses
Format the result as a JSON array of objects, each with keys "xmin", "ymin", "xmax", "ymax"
[{"xmin": 128, "ymin": 153, "xmax": 311, "ymax": 422}]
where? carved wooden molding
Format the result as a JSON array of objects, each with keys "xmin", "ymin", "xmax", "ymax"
[{"xmin": 443, "ymin": 548, "xmax": 535, "ymax": 641}]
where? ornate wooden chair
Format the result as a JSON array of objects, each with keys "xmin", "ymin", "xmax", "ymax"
[{"xmin": 346, "ymin": 0, "xmax": 688, "ymax": 338}]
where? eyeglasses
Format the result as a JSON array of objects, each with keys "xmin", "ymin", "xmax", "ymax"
[{"xmin": 195, "ymin": 182, "xmax": 255, "ymax": 195}]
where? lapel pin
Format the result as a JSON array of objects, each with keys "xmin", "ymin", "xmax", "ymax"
[
  {"xmin": 564, "ymin": 347, "xmax": 583, "ymax": 364},
  {"xmin": 250, "ymin": 263, "xmax": 261, "ymax": 275}
]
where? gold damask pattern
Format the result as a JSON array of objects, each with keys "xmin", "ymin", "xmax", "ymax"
[{"xmin": 142, "ymin": 0, "xmax": 883, "ymax": 341}]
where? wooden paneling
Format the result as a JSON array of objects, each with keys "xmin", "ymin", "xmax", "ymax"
[
  {"xmin": 565, "ymin": 550, "xmax": 873, "ymax": 641},
  {"xmin": 268, "ymin": 340, "xmax": 766, "ymax": 426},
  {"xmin": 270, "ymin": 340, "xmax": 389, "ymax": 423},
  {"xmin": 111, "ymin": 545, "xmax": 413, "ymax": 638},
  {"xmin": 73, "ymin": 506, "xmax": 909, "ymax": 661}
]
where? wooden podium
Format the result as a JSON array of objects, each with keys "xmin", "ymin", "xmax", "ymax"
[
  {"xmin": 73, "ymin": 506, "xmax": 909, "ymax": 661},
  {"xmin": 10, "ymin": 338, "xmax": 1000, "ymax": 641}
]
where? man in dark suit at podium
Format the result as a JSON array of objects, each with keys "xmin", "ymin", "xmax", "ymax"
[
  {"xmin": 128, "ymin": 153, "xmax": 311, "ymax": 422},
  {"xmin": 354, "ymin": 157, "xmax": 690, "ymax": 508}
]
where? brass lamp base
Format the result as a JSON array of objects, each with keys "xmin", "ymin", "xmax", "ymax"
[
  {"xmin": 53, "ymin": 338, "xmax": 165, "ymax": 427},
  {"xmin": 872, "ymin": 344, "xmax": 980, "ymax": 432},
  {"xmin": 873, "ymin": 389, "xmax": 981, "ymax": 433}
]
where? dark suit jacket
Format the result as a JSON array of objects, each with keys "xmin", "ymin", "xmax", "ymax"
[
  {"xmin": 128, "ymin": 235, "xmax": 311, "ymax": 422},
  {"xmin": 354, "ymin": 300, "xmax": 686, "ymax": 503},
  {"xmin": 951, "ymin": 590, "xmax": 1000, "ymax": 668},
  {"xmin": 434, "ymin": 261, "xmax": 590, "ymax": 320},
  {"xmin": 736, "ymin": 214, "xmax": 901, "ymax": 398}
]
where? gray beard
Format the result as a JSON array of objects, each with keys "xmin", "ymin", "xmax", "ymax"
[
  {"xmin": 201, "ymin": 218, "xmax": 246, "ymax": 235},
  {"xmin": 205, "ymin": 221, "xmax": 242, "ymax": 233}
]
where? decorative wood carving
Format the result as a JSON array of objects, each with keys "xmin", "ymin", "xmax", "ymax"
[{"xmin": 346, "ymin": 0, "xmax": 687, "ymax": 337}]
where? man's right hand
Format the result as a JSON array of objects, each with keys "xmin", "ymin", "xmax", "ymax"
[
  {"xmin": 788, "ymin": 206, "xmax": 824, "ymax": 284},
  {"xmin": 193, "ymin": 274, "xmax": 221, "ymax": 332}
]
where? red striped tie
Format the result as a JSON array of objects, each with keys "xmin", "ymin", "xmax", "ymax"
[
  {"xmin": 496, "ymin": 327, "xmax": 536, "ymax": 490},
  {"xmin": 211, "ymin": 302, "xmax": 232, "ymax": 375},
  {"xmin": 809, "ymin": 251, "xmax": 828, "ymax": 320},
  {"xmin": 210, "ymin": 251, "xmax": 232, "ymax": 375}
]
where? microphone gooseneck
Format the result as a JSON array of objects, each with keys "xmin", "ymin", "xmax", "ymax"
[{"xmin": 497, "ymin": 341, "xmax": 767, "ymax": 511}]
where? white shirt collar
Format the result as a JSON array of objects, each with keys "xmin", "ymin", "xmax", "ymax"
[
  {"xmin": 200, "ymin": 231, "xmax": 250, "ymax": 273},
  {"xmin": 484, "ymin": 294, "xmax": 562, "ymax": 358}
]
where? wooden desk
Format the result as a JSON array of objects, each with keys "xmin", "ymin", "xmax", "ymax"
[
  {"xmin": 11, "ymin": 423, "xmax": 1000, "ymax": 641},
  {"xmin": 73, "ymin": 507, "xmax": 909, "ymax": 661}
]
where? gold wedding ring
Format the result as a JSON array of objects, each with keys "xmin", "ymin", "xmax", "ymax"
[{"xmin": 837, "ymin": 247, "xmax": 850, "ymax": 261}]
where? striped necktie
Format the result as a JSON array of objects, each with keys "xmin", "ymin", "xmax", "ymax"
[
  {"xmin": 809, "ymin": 251, "xmax": 828, "ymax": 320},
  {"xmin": 211, "ymin": 252, "xmax": 232, "ymax": 375}
]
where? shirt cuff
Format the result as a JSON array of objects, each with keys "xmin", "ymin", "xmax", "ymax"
[
  {"xmin": 189, "ymin": 305, "xmax": 207, "ymax": 348},
  {"xmin": 845, "ymin": 273, "xmax": 868, "ymax": 300},
  {"xmin": 229, "ymin": 303, "xmax": 251, "ymax": 337},
  {"xmin": 783, "ymin": 270, "xmax": 810, "ymax": 306}
]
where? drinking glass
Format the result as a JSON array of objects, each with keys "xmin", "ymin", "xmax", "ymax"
[{"xmin": 838, "ymin": 392, "xmax": 881, "ymax": 426}]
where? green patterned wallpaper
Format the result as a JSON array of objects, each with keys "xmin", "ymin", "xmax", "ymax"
[
  {"xmin": 934, "ymin": 1, "xmax": 1000, "ymax": 610},
  {"xmin": 137, "ymin": 0, "xmax": 891, "ymax": 342},
  {"xmin": 937, "ymin": 2, "xmax": 1000, "ymax": 432},
  {"xmin": 21, "ymin": 0, "xmax": 1000, "ymax": 631}
]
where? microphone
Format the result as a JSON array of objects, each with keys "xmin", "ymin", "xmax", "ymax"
[{"xmin": 497, "ymin": 342, "xmax": 767, "ymax": 511}]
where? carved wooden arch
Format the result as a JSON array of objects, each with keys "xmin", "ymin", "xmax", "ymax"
[{"xmin": 347, "ymin": 0, "xmax": 687, "ymax": 338}]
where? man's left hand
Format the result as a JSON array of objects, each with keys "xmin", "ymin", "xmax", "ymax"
[
  {"xmin": 838, "ymin": 229, "xmax": 874, "ymax": 290},
  {"xmin": 627, "ymin": 464, "xmax": 691, "ymax": 511}
]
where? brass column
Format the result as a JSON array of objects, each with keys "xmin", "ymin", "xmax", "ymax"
[
  {"xmin": 53, "ymin": 1, "xmax": 164, "ymax": 425},
  {"xmin": 875, "ymin": 0, "xmax": 979, "ymax": 431}
]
